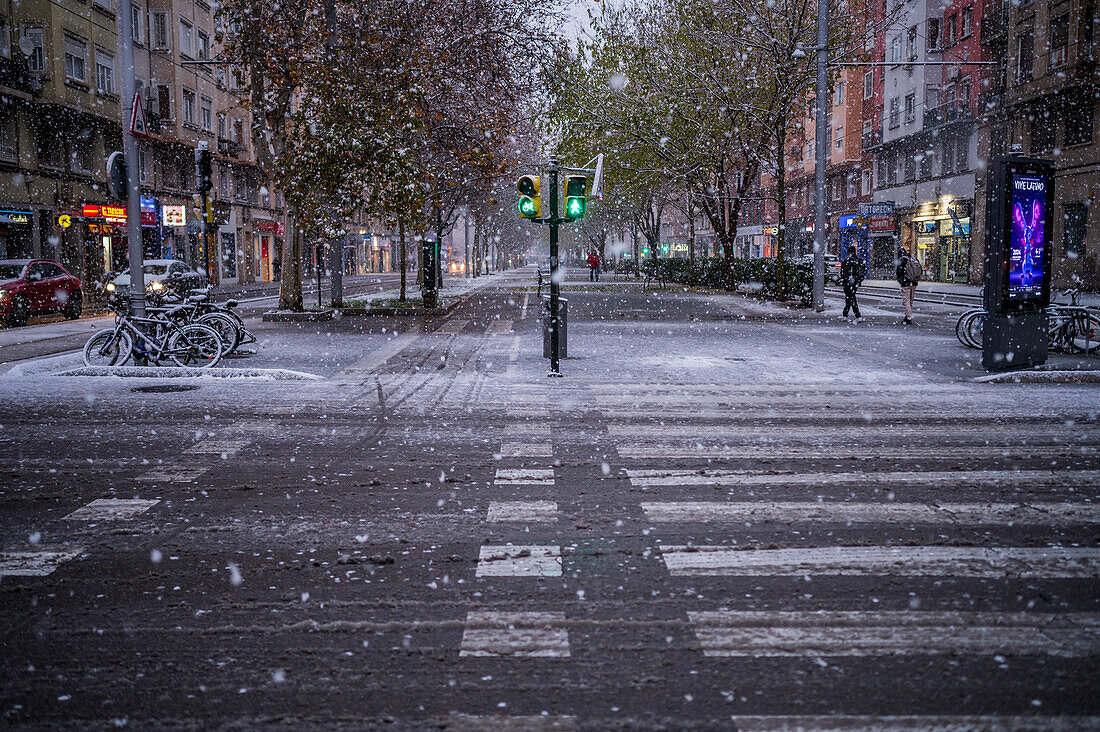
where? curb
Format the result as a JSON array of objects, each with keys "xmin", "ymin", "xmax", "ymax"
[
  {"xmin": 54, "ymin": 365, "xmax": 323, "ymax": 380},
  {"xmin": 973, "ymin": 370, "xmax": 1100, "ymax": 384},
  {"xmin": 262, "ymin": 309, "xmax": 334, "ymax": 322}
]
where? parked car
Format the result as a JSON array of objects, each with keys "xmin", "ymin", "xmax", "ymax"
[
  {"xmin": 107, "ymin": 259, "xmax": 206, "ymax": 299},
  {"xmin": 0, "ymin": 259, "xmax": 84, "ymax": 326},
  {"xmin": 797, "ymin": 254, "xmax": 843, "ymax": 284}
]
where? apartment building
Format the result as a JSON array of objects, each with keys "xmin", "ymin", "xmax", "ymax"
[
  {"xmin": 0, "ymin": 0, "xmax": 283, "ymax": 291},
  {"xmin": 973, "ymin": 0, "xmax": 1099, "ymax": 289},
  {"xmin": 870, "ymin": 0, "xmax": 984, "ymax": 283}
]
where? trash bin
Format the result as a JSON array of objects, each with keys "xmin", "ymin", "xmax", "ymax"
[{"xmin": 542, "ymin": 296, "xmax": 567, "ymax": 359}]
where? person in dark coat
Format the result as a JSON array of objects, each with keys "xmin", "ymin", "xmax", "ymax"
[
  {"xmin": 895, "ymin": 247, "xmax": 920, "ymax": 324},
  {"xmin": 840, "ymin": 244, "xmax": 865, "ymax": 319}
]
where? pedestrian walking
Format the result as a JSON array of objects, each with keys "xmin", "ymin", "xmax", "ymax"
[
  {"xmin": 587, "ymin": 249, "xmax": 601, "ymax": 282},
  {"xmin": 840, "ymin": 245, "xmax": 865, "ymax": 319},
  {"xmin": 896, "ymin": 247, "xmax": 921, "ymax": 324}
]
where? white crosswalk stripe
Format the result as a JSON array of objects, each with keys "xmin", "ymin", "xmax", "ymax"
[
  {"xmin": 607, "ymin": 423, "xmax": 1092, "ymax": 440},
  {"xmin": 617, "ymin": 445, "xmax": 1093, "ymax": 460},
  {"xmin": 626, "ymin": 468, "xmax": 1100, "ymax": 489},
  {"xmin": 687, "ymin": 611, "xmax": 1100, "ymax": 657},
  {"xmin": 488, "ymin": 501, "xmax": 558, "ymax": 523},
  {"xmin": 435, "ymin": 319, "xmax": 470, "ymax": 334},
  {"xmin": 729, "ymin": 716, "xmax": 1100, "ymax": 732},
  {"xmin": 138, "ymin": 466, "xmax": 210, "ymax": 483},
  {"xmin": 495, "ymin": 468, "xmax": 555, "ymax": 485},
  {"xmin": 64, "ymin": 498, "xmax": 160, "ymax": 521},
  {"xmin": 459, "ymin": 611, "xmax": 570, "ymax": 657},
  {"xmin": 660, "ymin": 545, "xmax": 1100, "ymax": 578},
  {"xmin": 185, "ymin": 439, "xmax": 250, "ymax": 457},
  {"xmin": 0, "ymin": 548, "xmax": 83, "ymax": 577},
  {"xmin": 485, "ymin": 320, "xmax": 513, "ymax": 334},
  {"xmin": 477, "ymin": 545, "xmax": 562, "ymax": 577},
  {"xmin": 504, "ymin": 423, "xmax": 552, "ymax": 437},
  {"xmin": 499, "ymin": 442, "xmax": 553, "ymax": 458},
  {"xmin": 640, "ymin": 501, "xmax": 1100, "ymax": 525}
]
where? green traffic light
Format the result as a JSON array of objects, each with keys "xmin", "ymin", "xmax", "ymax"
[
  {"xmin": 566, "ymin": 197, "xmax": 586, "ymax": 218},
  {"xmin": 519, "ymin": 198, "xmax": 535, "ymax": 216}
]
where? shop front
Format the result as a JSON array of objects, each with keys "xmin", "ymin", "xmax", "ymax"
[
  {"xmin": 253, "ymin": 219, "xmax": 282, "ymax": 283},
  {"xmin": 80, "ymin": 204, "xmax": 130, "ymax": 285},
  {"xmin": 907, "ymin": 198, "xmax": 972, "ymax": 283},
  {"xmin": 0, "ymin": 209, "xmax": 34, "ymax": 259}
]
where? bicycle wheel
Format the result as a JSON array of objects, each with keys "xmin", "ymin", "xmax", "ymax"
[
  {"xmin": 963, "ymin": 311, "xmax": 985, "ymax": 349},
  {"xmin": 1068, "ymin": 313, "xmax": 1100, "ymax": 353},
  {"xmin": 956, "ymin": 310, "xmax": 982, "ymax": 349},
  {"xmin": 83, "ymin": 329, "xmax": 133, "ymax": 367},
  {"xmin": 198, "ymin": 312, "xmax": 240, "ymax": 355},
  {"xmin": 166, "ymin": 323, "xmax": 222, "ymax": 368}
]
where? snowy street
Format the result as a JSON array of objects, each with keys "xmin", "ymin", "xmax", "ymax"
[{"xmin": 1, "ymin": 268, "xmax": 1098, "ymax": 730}]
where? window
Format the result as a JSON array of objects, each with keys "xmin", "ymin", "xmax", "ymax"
[
  {"xmin": 217, "ymin": 112, "xmax": 227, "ymax": 139},
  {"xmin": 1082, "ymin": 6, "xmax": 1096, "ymax": 62},
  {"xmin": 219, "ymin": 166, "xmax": 229, "ymax": 198},
  {"xmin": 862, "ymin": 169, "xmax": 872, "ymax": 195},
  {"xmin": 197, "ymin": 31, "xmax": 209, "ymax": 61},
  {"xmin": 0, "ymin": 16, "xmax": 9, "ymax": 58},
  {"xmin": 956, "ymin": 135, "xmax": 969, "ymax": 171},
  {"xmin": 157, "ymin": 84, "xmax": 171, "ymax": 119},
  {"xmin": 24, "ymin": 28, "xmax": 44, "ymax": 72},
  {"xmin": 0, "ymin": 111, "xmax": 16, "ymax": 161},
  {"xmin": 70, "ymin": 130, "xmax": 93, "ymax": 174},
  {"xmin": 1017, "ymin": 31, "xmax": 1034, "ymax": 81},
  {"xmin": 92, "ymin": 0, "xmax": 114, "ymax": 11},
  {"xmin": 927, "ymin": 18, "xmax": 940, "ymax": 50},
  {"xmin": 1064, "ymin": 202, "xmax": 1089, "ymax": 257},
  {"xmin": 834, "ymin": 80, "xmax": 844, "ymax": 105},
  {"xmin": 863, "ymin": 71, "xmax": 873, "ymax": 99},
  {"xmin": 847, "ymin": 173, "xmax": 858, "ymax": 198},
  {"xmin": 179, "ymin": 18, "xmax": 194, "ymax": 57},
  {"xmin": 132, "ymin": 4, "xmax": 144, "ymax": 45},
  {"xmin": 862, "ymin": 119, "xmax": 872, "ymax": 148},
  {"xmin": 941, "ymin": 138, "xmax": 954, "ymax": 174},
  {"xmin": 216, "ymin": 66, "xmax": 226, "ymax": 88},
  {"xmin": 919, "ymin": 147, "xmax": 933, "ymax": 179},
  {"xmin": 95, "ymin": 48, "xmax": 115, "ymax": 94},
  {"xmin": 959, "ymin": 77, "xmax": 971, "ymax": 114},
  {"xmin": 904, "ymin": 93, "xmax": 916, "ymax": 124},
  {"xmin": 182, "ymin": 87, "xmax": 196, "ymax": 124},
  {"xmin": 877, "ymin": 155, "xmax": 887, "ymax": 186},
  {"xmin": 904, "ymin": 150, "xmax": 916, "ymax": 181},
  {"xmin": 1064, "ymin": 90, "xmax": 1095, "ymax": 146},
  {"xmin": 200, "ymin": 96, "xmax": 213, "ymax": 132},
  {"xmin": 961, "ymin": 7, "xmax": 973, "ymax": 37},
  {"xmin": 64, "ymin": 34, "xmax": 87, "ymax": 83},
  {"xmin": 152, "ymin": 12, "xmax": 168, "ymax": 48},
  {"xmin": 835, "ymin": 126, "xmax": 844, "ymax": 151},
  {"xmin": 1051, "ymin": 15, "xmax": 1069, "ymax": 68},
  {"xmin": 888, "ymin": 97, "xmax": 900, "ymax": 127},
  {"xmin": 906, "ymin": 26, "xmax": 917, "ymax": 60},
  {"xmin": 1030, "ymin": 108, "xmax": 1056, "ymax": 152},
  {"xmin": 890, "ymin": 36, "xmax": 901, "ymax": 64},
  {"xmin": 233, "ymin": 119, "xmax": 244, "ymax": 144}
]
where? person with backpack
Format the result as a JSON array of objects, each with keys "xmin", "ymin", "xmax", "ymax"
[
  {"xmin": 587, "ymin": 249, "xmax": 601, "ymax": 281},
  {"xmin": 840, "ymin": 244, "xmax": 865, "ymax": 319},
  {"xmin": 896, "ymin": 247, "xmax": 921, "ymax": 324}
]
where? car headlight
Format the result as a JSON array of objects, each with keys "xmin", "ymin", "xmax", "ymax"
[
  {"xmin": 149, "ymin": 281, "xmax": 164, "ymax": 291},
  {"xmin": 0, "ymin": 290, "xmax": 7, "ymax": 299},
  {"xmin": 106, "ymin": 282, "xmax": 116, "ymax": 292}
]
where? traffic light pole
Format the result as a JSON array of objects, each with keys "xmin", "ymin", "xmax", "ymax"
[{"xmin": 548, "ymin": 161, "xmax": 562, "ymax": 377}]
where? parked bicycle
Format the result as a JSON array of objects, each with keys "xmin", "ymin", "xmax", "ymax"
[
  {"xmin": 83, "ymin": 305, "xmax": 223, "ymax": 368},
  {"xmin": 955, "ymin": 290, "xmax": 1099, "ymax": 353},
  {"xmin": 148, "ymin": 288, "xmax": 255, "ymax": 357}
]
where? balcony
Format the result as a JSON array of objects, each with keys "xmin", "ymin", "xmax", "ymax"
[
  {"xmin": 218, "ymin": 137, "xmax": 242, "ymax": 158},
  {"xmin": 0, "ymin": 55, "xmax": 35, "ymax": 95},
  {"xmin": 923, "ymin": 102, "xmax": 971, "ymax": 129}
]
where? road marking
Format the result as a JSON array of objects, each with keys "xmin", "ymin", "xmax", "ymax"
[
  {"xmin": 0, "ymin": 549, "xmax": 83, "ymax": 577},
  {"xmin": 687, "ymin": 611, "xmax": 1100, "ymax": 658},
  {"xmin": 139, "ymin": 466, "xmax": 209, "ymax": 483},
  {"xmin": 730, "ymin": 716, "xmax": 1100, "ymax": 732},
  {"xmin": 607, "ymin": 423, "xmax": 1092, "ymax": 439},
  {"xmin": 64, "ymin": 498, "xmax": 160, "ymax": 521},
  {"xmin": 509, "ymin": 335, "xmax": 522, "ymax": 362},
  {"xmin": 617, "ymin": 445, "xmax": 1094, "ymax": 460},
  {"xmin": 626, "ymin": 468, "xmax": 1100, "ymax": 489},
  {"xmin": 660, "ymin": 545, "xmax": 1100, "ymax": 578},
  {"xmin": 505, "ymin": 408, "xmax": 550, "ymax": 418},
  {"xmin": 435, "ymin": 319, "xmax": 469, "ymax": 334},
  {"xmin": 477, "ymin": 545, "xmax": 562, "ymax": 577},
  {"xmin": 185, "ymin": 439, "xmax": 250, "ymax": 457},
  {"xmin": 495, "ymin": 468, "xmax": 555, "ymax": 485},
  {"xmin": 500, "ymin": 442, "xmax": 553, "ymax": 457},
  {"xmin": 505, "ymin": 422, "xmax": 552, "ymax": 436},
  {"xmin": 459, "ymin": 611, "xmax": 570, "ymax": 657},
  {"xmin": 488, "ymin": 501, "xmax": 558, "ymax": 523},
  {"xmin": 485, "ymin": 320, "xmax": 513, "ymax": 334},
  {"xmin": 640, "ymin": 501, "xmax": 1100, "ymax": 525},
  {"xmin": 520, "ymin": 292, "xmax": 530, "ymax": 320}
]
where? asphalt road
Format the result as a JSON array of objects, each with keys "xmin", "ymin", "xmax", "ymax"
[{"xmin": 1, "ymin": 268, "xmax": 1098, "ymax": 730}]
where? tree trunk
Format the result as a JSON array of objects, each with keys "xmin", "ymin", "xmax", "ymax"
[
  {"xmin": 774, "ymin": 117, "xmax": 788, "ymax": 300},
  {"xmin": 399, "ymin": 218, "xmax": 407, "ymax": 301},
  {"xmin": 278, "ymin": 207, "xmax": 303, "ymax": 311},
  {"xmin": 687, "ymin": 194, "xmax": 696, "ymax": 271},
  {"xmin": 632, "ymin": 223, "xmax": 640, "ymax": 277}
]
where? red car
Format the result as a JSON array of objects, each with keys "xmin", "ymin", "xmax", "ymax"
[{"xmin": 0, "ymin": 259, "xmax": 84, "ymax": 326}]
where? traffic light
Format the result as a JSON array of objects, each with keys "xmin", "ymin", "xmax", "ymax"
[
  {"xmin": 564, "ymin": 175, "xmax": 588, "ymax": 220},
  {"xmin": 517, "ymin": 175, "xmax": 541, "ymax": 219},
  {"xmin": 195, "ymin": 146, "xmax": 212, "ymax": 194}
]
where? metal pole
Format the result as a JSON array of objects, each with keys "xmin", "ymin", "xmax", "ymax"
[
  {"xmin": 117, "ymin": 0, "xmax": 147, "ymax": 364},
  {"xmin": 197, "ymin": 141, "xmax": 213, "ymax": 286},
  {"xmin": 330, "ymin": 230, "xmax": 342, "ymax": 308},
  {"xmin": 548, "ymin": 160, "xmax": 562, "ymax": 376},
  {"xmin": 465, "ymin": 212, "xmax": 471, "ymax": 278},
  {"xmin": 812, "ymin": 0, "xmax": 829, "ymax": 311}
]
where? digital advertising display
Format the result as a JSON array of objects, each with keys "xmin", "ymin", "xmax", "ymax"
[{"xmin": 1006, "ymin": 173, "xmax": 1048, "ymax": 301}]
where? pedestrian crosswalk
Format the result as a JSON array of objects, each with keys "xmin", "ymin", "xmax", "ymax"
[
  {"xmin": 459, "ymin": 611, "xmax": 570, "ymax": 657},
  {"xmin": 639, "ymin": 501, "xmax": 1100, "ymax": 525}
]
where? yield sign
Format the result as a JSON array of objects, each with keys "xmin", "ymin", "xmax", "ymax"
[{"xmin": 130, "ymin": 91, "xmax": 149, "ymax": 139}]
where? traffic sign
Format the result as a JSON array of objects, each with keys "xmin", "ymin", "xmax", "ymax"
[
  {"xmin": 130, "ymin": 92, "xmax": 149, "ymax": 139},
  {"xmin": 58, "ymin": 214, "xmax": 72, "ymax": 229}
]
